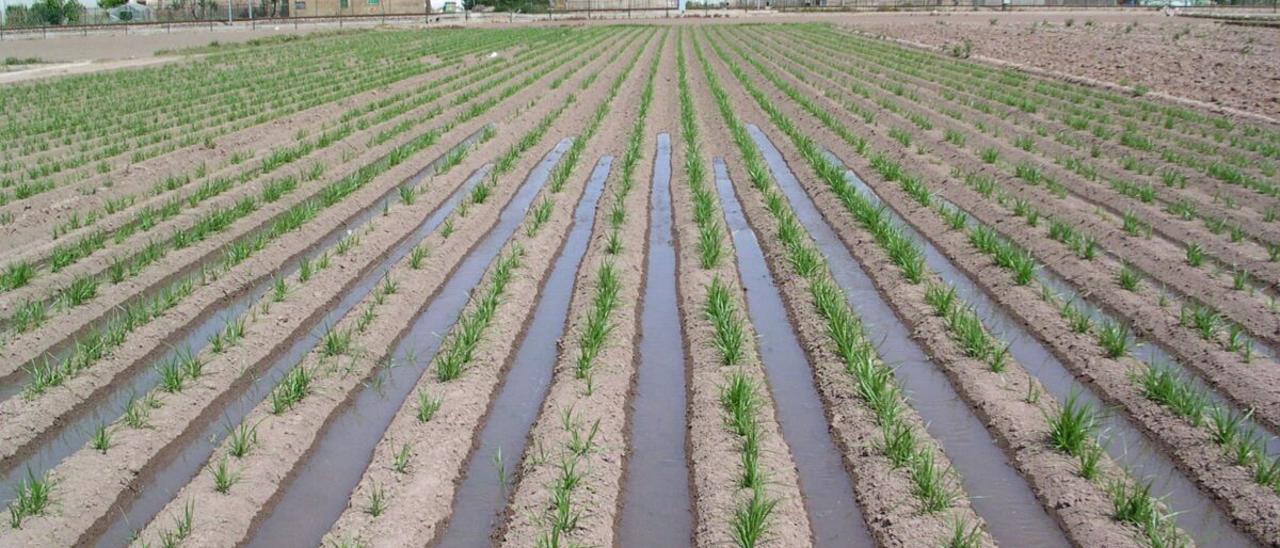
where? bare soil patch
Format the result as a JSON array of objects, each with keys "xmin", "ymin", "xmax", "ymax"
[{"xmin": 847, "ymin": 11, "xmax": 1280, "ymax": 120}]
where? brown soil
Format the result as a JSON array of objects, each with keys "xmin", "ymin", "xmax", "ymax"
[
  {"xmin": 127, "ymin": 30, "xmax": 637, "ymax": 548},
  {"xmin": 323, "ymin": 29, "xmax": 656, "ymax": 548},
  {"xmin": 675, "ymin": 33, "xmax": 814, "ymax": 548},
  {"xmin": 0, "ymin": 48, "xmax": 547, "ymax": 472},
  {"xmin": 704, "ymin": 30, "xmax": 1130, "ymax": 548},
  {"xmin": 0, "ymin": 27, "xmax": 626, "ymax": 547},
  {"xmin": 712, "ymin": 26, "xmax": 1280, "ymax": 545},
  {"xmin": 847, "ymin": 11, "xmax": 1280, "ymax": 121},
  {"xmin": 744, "ymin": 27, "xmax": 1280, "ymax": 433},
  {"xmin": 6, "ymin": 19, "xmax": 1280, "ymax": 548},
  {"xmin": 497, "ymin": 31, "xmax": 664, "ymax": 548},
  {"xmin": 0, "ymin": 64, "xmax": 471, "ymax": 357},
  {"xmin": 0, "ymin": 61, "xmax": 463, "ymax": 261}
]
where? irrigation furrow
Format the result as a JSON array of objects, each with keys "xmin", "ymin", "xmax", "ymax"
[
  {"xmin": 0, "ymin": 31, "xmax": 500, "ymax": 209},
  {"xmin": 131, "ymin": 127, "xmax": 572, "ymax": 546},
  {"xmin": 0, "ymin": 28, "xmax": 620, "ymax": 480},
  {"xmin": 817, "ymin": 146, "xmax": 1279, "ymax": 545},
  {"xmin": 0, "ymin": 125, "xmax": 492, "ymax": 504},
  {"xmin": 673, "ymin": 31, "xmax": 814, "ymax": 548},
  {"xmin": 714, "ymin": 158, "xmax": 882, "ymax": 546},
  {"xmin": 816, "ymin": 146, "xmax": 1249, "ymax": 546},
  {"xmin": 713, "ymin": 29, "xmax": 1275, "ymax": 544},
  {"xmin": 698, "ymin": 33, "xmax": 1014, "ymax": 546},
  {"xmin": 0, "ymin": 28, "xmax": 616, "ymax": 381},
  {"xmin": 0, "ymin": 116, "xmax": 496, "ymax": 475},
  {"xmin": 130, "ymin": 30, "xmax": 641, "ymax": 546},
  {"xmin": 694, "ymin": 31, "xmax": 888, "ymax": 546},
  {"xmin": 0, "ymin": 28, "xmax": 631, "ymax": 543},
  {"xmin": 405, "ymin": 31, "xmax": 655, "ymax": 548},
  {"xmin": 500, "ymin": 32, "xmax": 671, "ymax": 548},
  {"xmin": 1, "ymin": 145, "xmax": 492, "ymax": 547},
  {"xmin": 734, "ymin": 26, "xmax": 1280, "ymax": 431},
  {"xmin": 434, "ymin": 155, "xmax": 614, "ymax": 547},
  {"xmin": 0, "ymin": 30, "xmax": 549, "ymax": 271},
  {"xmin": 819, "ymin": 26, "xmax": 1280, "ymax": 189},
  {"xmin": 746, "ymin": 119, "xmax": 1086, "ymax": 547},
  {"xmin": 616, "ymin": 133, "xmax": 695, "ymax": 546},
  {"xmin": 761, "ymin": 26, "xmax": 1280, "ymax": 314},
  {"xmin": 0, "ymin": 42, "xmax": 481, "ymax": 253},
  {"xmin": 790, "ymin": 26, "xmax": 1280, "ymax": 282},
  {"xmin": 300, "ymin": 33, "xmax": 655, "ymax": 548}
]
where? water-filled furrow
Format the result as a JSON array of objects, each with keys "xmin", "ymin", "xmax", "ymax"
[
  {"xmin": 428, "ymin": 156, "xmax": 613, "ymax": 548},
  {"xmin": 713, "ymin": 158, "xmax": 874, "ymax": 548},
  {"xmin": 814, "ymin": 144, "xmax": 1254, "ymax": 547},
  {"xmin": 244, "ymin": 142, "xmax": 587, "ymax": 548},
  {"xmin": 742, "ymin": 126, "xmax": 1068, "ymax": 547},
  {"xmin": 0, "ymin": 128, "xmax": 492, "ymax": 502},
  {"xmin": 617, "ymin": 133, "xmax": 694, "ymax": 546},
  {"xmin": 88, "ymin": 138, "xmax": 512, "ymax": 548},
  {"xmin": 0, "ymin": 120, "xmax": 490, "ymax": 405}
]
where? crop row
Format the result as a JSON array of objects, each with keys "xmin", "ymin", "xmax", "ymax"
[{"xmin": 715, "ymin": 23, "xmax": 1277, "ymax": 545}]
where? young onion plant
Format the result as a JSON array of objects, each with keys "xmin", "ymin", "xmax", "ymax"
[
  {"xmin": 698, "ymin": 33, "xmax": 966, "ymax": 520},
  {"xmin": 434, "ymin": 246, "xmax": 523, "ymax": 382}
]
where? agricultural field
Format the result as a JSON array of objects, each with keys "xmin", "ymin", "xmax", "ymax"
[{"xmin": 1, "ymin": 19, "xmax": 1279, "ymax": 548}]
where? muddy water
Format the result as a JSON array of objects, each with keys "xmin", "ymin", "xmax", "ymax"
[
  {"xmin": 0, "ymin": 130, "xmax": 494, "ymax": 508},
  {"xmin": 241, "ymin": 141, "xmax": 582, "ymax": 548},
  {"xmin": 713, "ymin": 158, "xmax": 873, "ymax": 548},
  {"xmin": 740, "ymin": 126, "xmax": 1068, "ymax": 547},
  {"xmin": 814, "ymin": 144, "xmax": 1253, "ymax": 548},
  {"xmin": 617, "ymin": 133, "xmax": 694, "ymax": 546},
  {"xmin": 428, "ymin": 156, "xmax": 613, "ymax": 547},
  {"xmin": 88, "ymin": 148, "xmax": 508, "ymax": 548}
]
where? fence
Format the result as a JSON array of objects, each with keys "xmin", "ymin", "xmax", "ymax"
[{"xmin": 1, "ymin": 0, "xmax": 1273, "ymax": 37}]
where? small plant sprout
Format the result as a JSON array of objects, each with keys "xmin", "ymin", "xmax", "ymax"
[
  {"xmin": 227, "ymin": 420, "xmax": 259, "ymax": 458},
  {"xmin": 947, "ymin": 516, "xmax": 984, "ymax": 548},
  {"xmin": 8, "ymin": 469, "xmax": 53, "ymax": 528},
  {"xmin": 492, "ymin": 448, "xmax": 507, "ymax": 487},
  {"xmin": 1186, "ymin": 243, "xmax": 1205, "ymax": 267},
  {"xmin": 273, "ymin": 277, "xmax": 288, "ymax": 302},
  {"xmin": 212, "ymin": 456, "xmax": 239, "ymax": 494},
  {"xmin": 410, "ymin": 245, "xmax": 429, "ymax": 269},
  {"xmin": 730, "ymin": 484, "xmax": 778, "ymax": 548},
  {"xmin": 322, "ymin": 325, "xmax": 353, "ymax": 357},
  {"xmin": 1117, "ymin": 263, "xmax": 1141, "ymax": 292},
  {"xmin": 416, "ymin": 391, "xmax": 442, "ymax": 423},
  {"xmin": 706, "ymin": 277, "xmax": 746, "ymax": 365},
  {"xmin": 1047, "ymin": 391, "xmax": 1097, "ymax": 456},
  {"xmin": 92, "ymin": 422, "xmax": 112, "ymax": 454},
  {"xmin": 398, "ymin": 185, "xmax": 416, "ymax": 205},
  {"xmin": 365, "ymin": 484, "xmax": 387, "ymax": 517},
  {"xmin": 1098, "ymin": 321, "xmax": 1132, "ymax": 358},
  {"xmin": 393, "ymin": 443, "xmax": 411, "ymax": 474}
]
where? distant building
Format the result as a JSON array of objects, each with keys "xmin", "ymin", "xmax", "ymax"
[{"xmin": 290, "ymin": 0, "xmax": 451, "ymax": 16}]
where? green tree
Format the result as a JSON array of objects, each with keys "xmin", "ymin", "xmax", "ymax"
[
  {"xmin": 30, "ymin": 0, "xmax": 84, "ymax": 24},
  {"xmin": 98, "ymin": 0, "xmax": 127, "ymax": 8}
]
